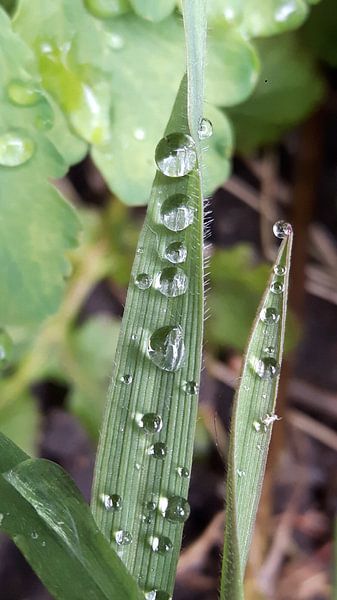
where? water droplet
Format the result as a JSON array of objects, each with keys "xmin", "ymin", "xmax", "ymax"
[
  {"xmin": 147, "ymin": 325, "xmax": 185, "ymax": 372},
  {"xmin": 164, "ymin": 241, "xmax": 187, "ymax": 264},
  {"xmin": 31, "ymin": 531, "xmax": 38, "ymax": 539},
  {"xmin": 161, "ymin": 194, "xmax": 194, "ymax": 232},
  {"xmin": 136, "ymin": 247, "xmax": 144, "ymax": 255},
  {"xmin": 41, "ymin": 541, "xmax": 46, "ymax": 547},
  {"xmin": 142, "ymin": 514, "xmax": 153, "ymax": 525},
  {"xmin": 252, "ymin": 421, "xmax": 261, "ymax": 432},
  {"xmin": 261, "ymin": 413, "xmax": 281, "ymax": 431},
  {"xmin": 198, "ymin": 118, "xmax": 213, "ymax": 140},
  {"xmin": 146, "ymin": 498, "xmax": 157, "ymax": 512},
  {"xmin": 0, "ymin": 131, "xmax": 35, "ymax": 167},
  {"xmin": 237, "ymin": 469, "xmax": 245, "ymax": 478},
  {"xmin": 133, "ymin": 127, "xmax": 145, "ymax": 140},
  {"xmin": 177, "ymin": 466, "xmax": 190, "ymax": 478},
  {"xmin": 185, "ymin": 381, "xmax": 199, "ymax": 395},
  {"xmin": 135, "ymin": 463, "xmax": 141, "ymax": 471},
  {"xmin": 164, "ymin": 496, "xmax": 190, "ymax": 523},
  {"xmin": 264, "ymin": 346, "xmax": 275, "ymax": 356},
  {"xmin": 114, "ymin": 530, "xmax": 132, "ymax": 545},
  {"xmin": 155, "ymin": 132, "xmax": 196, "ymax": 177},
  {"xmin": 131, "ymin": 333, "xmax": 137, "ymax": 341},
  {"xmin": 101, "ymin": 494, "xmax": 122, "ymax": 511},
  {"xmin": 270, "ymin": 281, "xmax": 284, "ymax": 295},
  {"xmin": 254, "ymin": 357, "xmax": 280, "ymax": 380},
  {"xmin": 7, "ymin": 80, "xmax": 40, "ymax": 106},
  {"xmin": 274, "ymin": 265, "xmax": 286, "ymax": 276},
  {"xmin": 120, "ymin": 374, "xmax": 132, "ymax": 385},
  {"xmin": 134, "ymin": 273, "xmax": 152, "ymax": 290},
  {"xmin": 0, "ymin": 329, "xmax": 13, "ymax": 369},
  {"xmin": 106, "ymin": 32, "xmax": 125, "ymax": 49},
  {"xmin": 84, "ymin": 0, "xmax": 126, "ymax": 19},
  {"xmin": 150, "ymin": 536, "xmax": 173, "ymax": 554},
  {"xmin": 154, "ymin": 267, "xmax": 188, "ymax": 298},
  {"xmin": 273, "ymin": 220, "xmax": 292, "ymax": 239},
  {"xmin": 149, "ymin": 442, "xmax": 167, "ymax": 460},
  {"xmin": 260, "ymin": 307, "xmax": 280, "ymax": 324},
  {"xmin": 35, "ymin": 111, "xmax": 54, "ymax": 131},
  {"xmin": 140, "ymin": 413, "xmax": 163, "ymax": 434},
  {"xmin": 145, "ymin": 591, "xmax": 171, "ymax": 600}
]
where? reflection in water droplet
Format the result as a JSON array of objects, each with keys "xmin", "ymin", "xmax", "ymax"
[
  {"xmin": 7, "ymin": 80, "xmax": 40, "ymax": 106},
  {"xmin": 260, "ymin": 307, "xmax": 280, "ymax": 324},
  {"xmin": 140, "ymin": 413, "xmax": 163, "ymax": 434},
  {"xmin": 0, "ymin": 329, "xmax": 13, "ymax": 370},
  {"xmin": 161, "ymin": 194, "xmax": 194, "ymax": 232},
  {"xmin": 150, "ymin": 536, "xmax": 173, "ymax": 554},
  {"xmin": 84, "ymin": 0, "xmax": 127, "ymax": 19},
  {"xmin": 273, "ymin": 220, "xmax": 292, "ymax": 239},
  {"xmin": 0, "ymin": 132, "xmax": 35, "ymax": 167},
  {"xmin": 252, "ymin": 421, "xmax": 261, "ymax": 432},
  {"xmin": 198, "ymin": 118, "xmax": 213, "ymax": 140},
  {"xmin": 254, "ymin": 357, "xmax": 280, "ymax": 380},
  {"xmin": 164, "ymin": 496, "xmax": 190, "ymax": 523},
  {"xmin": 270, "ymin": 281, "xmax": 284, "ymax": 295},
  {"xmin": 164, "ymin": 241, "xmax": 187, "ymax": 264},
  {"xmin": 120, "ymin": 374, "xmax": 133, "ymax": 385},
  {"xmin": 101, "ymin": 493, "xmax": 122, "ymax": 511},
  {"xmin": 155, "ymin": 133, "xmax": 196, "ymax": 177},
  {"xmin": 147, "ymin": 325, "xmax": 185, "ymax": 372},
  {"xmin": 154, "ymin": 267, "xmax": 188, "ymax": 298},
  {"xmin": 185, "ymin": 381, "xmax": 199, "ymax": 395},
  {"xmin": 177, "ymin": 466, "xmax": 190, "ymax": 478},
  {"xmin": 114, "ymin": 530, "xmax": 132, "ymax": 545},
  {"xmin": 134, "ymin": 273, "xmax": 152, "ymax": 290},
  {"xmin": 274, "ymin": 265, "xmax": 286, "ymax": 276},
  {"xmin": 149, "ymin": 442, "xmax": 167, "ymax": 460}
]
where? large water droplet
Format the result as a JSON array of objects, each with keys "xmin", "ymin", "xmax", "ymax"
[
  {"xmin": 155, "ymin": 133, "xmax": 196, "ymax": 177},
  {"xmin": 114, "ymin": 530, "xmax": 132, "ymax": 545},
  {"xmin": 274, "ymin": 265, "xmax": 286, "ymax": 276},
  {"xmin": 260, "ymin": 307, "xmax": 280, "ymax": 324},
  {"xmin": 150, "ymin": 535, "xmax": 173, "ymax": 554},
  {"xmin": 184, "ymin": 381, "xmax": 199, "ymax": 395},
  {"xmin": 254, "ymin": 357, "xmax": 280, "ymax": 380},
  {"xmin": 120, "ymin": 374, "xmax": 133, "ymax": 385},
  {"xmin": 154, "ymin": 267, "xmax": 188, "ymax": 298},
  {"xmin": 7, "ymin": 80, "xmax": 40, "ymax": 106},
  {"xmin": 198, "ymin": 118, "xmax": 213, "ymax": 140},
  {"xmin": 270, "ymin": 281, "xmax": 284, "ymax": 295},
  {"xmin": 101, "ymin": 493, "xmax": 122, "ymax": 511},
  {"xmin": 141, "ymin": 413, "xmax": 163, "ymax": 434},
  {"xmin": 164, "ymin": 241, "xmax": 187, "ymax": 264},
  {"xmin": 147, "ymin": 325, "xmax": 184, "ymax": 372},
  {"xmin": 134, "ymin": 273, "xmax": 152, "ymax": 290},
  {"xmin": 149, "ymin": 442, "xmax": 167, "ymax": 460},
  {"xmin": 0, "ymin": 132, "xmax": 35, "ymax": 167},
  {"xmin": 84, "ymin": 0, "xmax": 127, "ymax": 19},
  {"xmin": 0, "ymin": 329, "xmax": 13, "ymax": 370},
  {"xmin": 273, "ymin": 220, "xmax": 292, "ymax": 239},
  {"xmin": 161, "ymin": 194, "xmax": 194, "ymax": 232},
  {"xmin": 164, "ymin": 496, "xmax": 190, "ymax": 523}
]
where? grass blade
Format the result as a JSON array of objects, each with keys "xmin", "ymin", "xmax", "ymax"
[
  {"xmin": 91, "ymin": 2, "xmax": 206, "ymax": 597},
  {"xmin": 221, "ymin": 223, "xmax": 293, "ymax": 599}
]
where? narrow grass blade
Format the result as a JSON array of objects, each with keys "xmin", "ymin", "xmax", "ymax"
[
  {"xmin": 91, "ymin": 2, "xmax": 206, "ymax": 597},
  {"xmin": 0, "ymin": 433, "xmax": 142, "ymax": 600},
  {"xmin": 221, "ymin": 225, "xmax": 293, "ymax": 599}
]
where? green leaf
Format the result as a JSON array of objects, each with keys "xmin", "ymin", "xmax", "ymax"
[
  {"xmin": 0, "ymin": 9, "xmax": 81, "ymax": 325},
  {"xmin": 0, "ymin": 433, "xmax": 143, "ymax": 600},
  {"xmin": 220, "ymin": 228, "xmax": 293, "ymax": 598},
  {"xmin": 0, "ymin": 393, "xmax": 39, "ymax": 456},
  {"xmin": 302, "ymin": 0, "xmax": 337, "ymax": 67},
  {"xmin": 130, "ymin": 0, "xmax": 176, "ymax": 22},
  {"xmin": 227, "ymin": 33, "xmax": 325, "ymax": 152},
  {"xmin": 240, "ymin": 0, "xmax": 308, "ymax": 37},
  {"xmin": 91, "ymin": 1, "xmax": 206, "ymax": 596}
]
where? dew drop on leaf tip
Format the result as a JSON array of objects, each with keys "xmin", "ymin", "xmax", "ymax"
[
  {"xmin": 155, "ymin": 132, "xmax": 196, "ymax": 177},
  {"xmin": 273, "ymin": 220, "xmax": 292, "ymax": 239}
]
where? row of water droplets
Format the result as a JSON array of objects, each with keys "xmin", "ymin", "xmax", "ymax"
[{"xmin": 100, "ymin": 120, "xmax": 212, "ymax": 599}]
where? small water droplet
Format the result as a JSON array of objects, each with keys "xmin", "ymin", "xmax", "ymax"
[
  {"xmin": 185, "ymin": 381, "xmax": 199, "ymax": 395},
  {"xmin": 149, "ymin": 442, "xmax": 167, "ymax": 460},
  {"xmin": 146, "ymin": 498, "xmax": 157, "ymax": 511},
  {"xmin": 164, "ymin": 496, "xmax": 190, "ymax": 523},
  {"xmin": 161, "ymin": 194, "xmax": 194, "ymax": 232},
  {"xmin": 237, "ymin": 469, "xmax": 246, "ymax": 478},
  {"xmin": 120, "ymin": 374, "xmax": 133, "ymax": 385},
  {"xmin": 177, "ymin": 466, "xmax": 190, "ymax": 478},
  {"xmin": 101, "ymin": 493, "xmax": 122, "ymax": 511},
  {"xmin": 273, "ymin": 220, "xmax": 292, "ymax": 239},
  {"xmin": 84, "ymin": 0, "xmax": 126, "ymax": 19},
  {"xmin": 136, "ymin": 247, "xmax": 144, "ymax": 255},
  {"xmin": 155, "ymin": 132, "xmax": 196, "ymax": 177},
  {"xmin": 253, "ymin": 357, "xmax": 280, "ymax": 379},
  {"xmin": 134, "ymin": 273, "xmax": 152, "ymax": 290},
  {"xmin": 154, "ymin": 267, "xmax": 188, "ymax": 297},
  {"xmin": 264, "ymin": 346, "xmax": 275, "ymax": 356},
  {"xmin": 7, "ymin": 80, "xmax": 40, "ymax": 106},
  {"xmin": 142, "ymin": 514, "xmax": 153, "ymax": 525},
  {"xmin": 41, "ymin": 541, "xmax": 46, "ymax": 547},
  {"xmin": 261, "ymin": 413, "xmax": 281, "ymax": 431},
  {"xmin": 114, "ymin": 530, "xmax": 132, "ymax": 545},
  {"xmin": 135, "ymin": 463, "xmax": 141, "ymax": 471},
  {"xmin": 35, "ymin": 111, "xmax": 54, "ymax": 131},
  {"xmin": 252, "ymin": 421, "xmax": 261, "ymax": 432},
  {"xmin": 274, "ymin": 265, "xmax": 286, "ymax": 276},
  {"xmin": 0, "ymin": 131, "xmax": 35, "ymax": 167},
  {"xmin": 260, "ymin": 307, "xmax": 280, "ymax": 324},
  {"xmin": 140, "ymin": 413, "xmax": 163, "ymax": 434},
  {"xmin": 31, "ymin": 531, "xmax": 38, "ymax": 539},
  {"xmin": 164, "ymin": 241, "xmax": 187, "ymax": 264},
  {"xmin": 145, "ymin": 591, "xmax": 171, "ymax": 600},
  {"xmin": 133, "ymin": 127, "xmax": 145, "ymax": 140},
  {"xmin": 0, "ymin": 329, "xmax": 13, "ymax": 369},
  {"xmin": 270, "ymin": 281, "xmax": 284, "ymax": 295},
  {"xmin": 198, "ymin": 118, "xmax": 213, "ymax": 140},
  {"xmin": 131, "ymin": 333, "xmax": 137, "ymax": 341},
  {"xmin": 150, "ymin": 535, "xmax": 173, "ymax": 554},
  {"xmin": 147, "ymin": 325, "xmax": 185, "ymax": 372}
]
